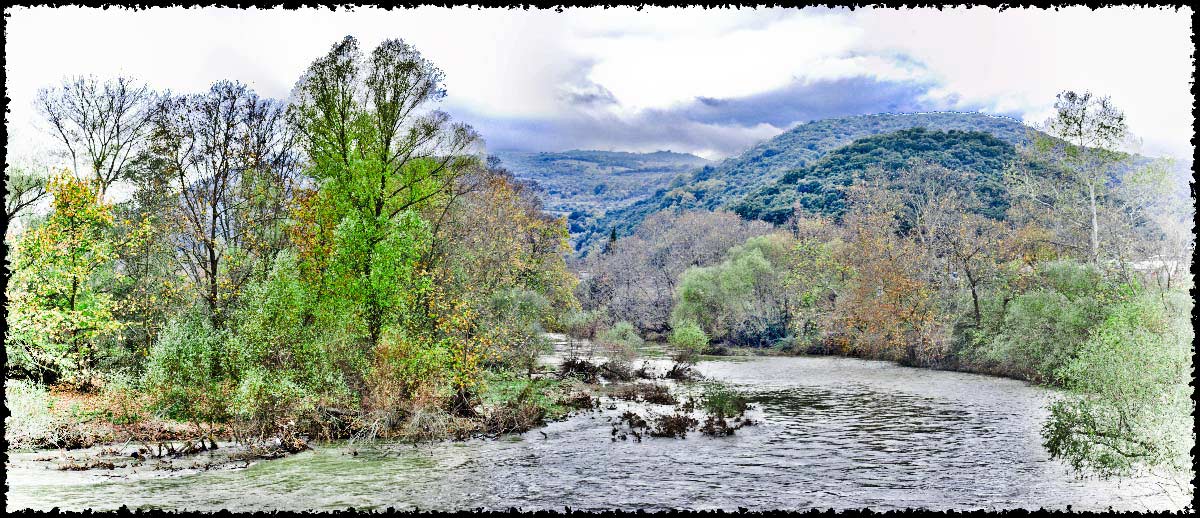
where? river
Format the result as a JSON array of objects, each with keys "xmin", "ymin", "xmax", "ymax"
[{"xmin": 5, "ymin": 351, "xmax": 1191, "ymax": 512}]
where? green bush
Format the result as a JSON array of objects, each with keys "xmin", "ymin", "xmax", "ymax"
[
  {"xmin": 1042, "ymin": 289, "xmax": 1193, "ymax": 478},
  {"xmin": 702, "ymin": 383, "xmax": 750, "ymax": 419},
  {"xmin": 487, "ymin": 288, "xmax": 553, "ymax": 374},
  {"xmin": 668, "ymin": 320, "xmax": 708, "ymax": 366},
  {"xmin": 597, "ymin": 321, "xmax": 643, "ymax": 364},
  {"xmin": 672, "ymin": 234, "xmax": 794, "ymax": 347},
  {"xmin": 143, "ymin": 310, "xmax": 234, "ymax": 426},
  {"xmin": 967, "ymin": 260, "xmax": 1120, "ymax": 383}
]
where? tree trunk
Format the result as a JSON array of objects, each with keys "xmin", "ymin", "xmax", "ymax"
[{"xmin": 1088, "ymin": 181, "xmax": 1099, "ymax": 264}]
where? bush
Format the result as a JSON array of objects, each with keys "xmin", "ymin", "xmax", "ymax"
[
  {"xmin": 143, "ymin": 311, "xmax": 235, "ymax": 427},
  {"xmin": 671, "ymin": 234, "xmax": 794, "ymax": 347},
  {"xmin": 668, "ymin": 320, "xmax": 708, "ymax": 366},
  {"xmin": 226, "ymin": 252, "xmax": 350, "ymax": 438},
  {"xmin": 1042, "ymin": 289, "xmax": 1193, "ymax": 478},
  {"xmin": 701, "ymin": 384, "xmax": 750, "ymax": 419},
  {"xmin": 562, "ymin": 308, "xmax": 606, "ymax": 359},
  {"xmin": 967, "ymin": 260, "xmax": 1119, "ymax": 383},
  {"xmin": 4, "ymin": 379, "xmax": 58, "ymax": 449},
  {"xmin": 486, "ymin": 288, "xmax": 553, "ymax": 375},
  {"xmin": 597, "ymin": 321, "xmax": 642, "ymax": 364}
]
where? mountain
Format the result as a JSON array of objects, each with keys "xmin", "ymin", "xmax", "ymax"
[
  {"xmin": 574, "ymin": 112, "xmax": 1036, "ymax": 253},
  {"xmin": 491, "ymin": 149, "xmax": 710, "ymax": 217},
  {"xmin": 732, "ymin": 127, "xmax": 1018, "ymax": 224}
]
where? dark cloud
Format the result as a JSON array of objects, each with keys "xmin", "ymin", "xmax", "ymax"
[
  {"xmin": 560, "ymin": 83, "xmax": 619, "ymax": 107},
  {"xmin": 667, "ymin": 76, "xmax": 939, "ymax": 128},
  {"xmin": 452, "ymin": 75, "xmax": 996, "ymax": 158}
]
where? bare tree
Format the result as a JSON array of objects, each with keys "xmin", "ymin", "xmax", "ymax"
[
  {"xmin": 37, "ymin": 76, "xmax": 157, "ymax": 196},
  {"xmin": 578, "ymin": 210, "xmax": 771, "ymax": 334},
  {"xmin": 148, "ymin": 80, "xmax": 297, "ymax": 322}
]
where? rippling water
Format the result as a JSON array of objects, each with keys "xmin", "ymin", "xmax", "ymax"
[{"xmin": 5, "ymin": 355, "xmax": 1191, "ymax": 511}]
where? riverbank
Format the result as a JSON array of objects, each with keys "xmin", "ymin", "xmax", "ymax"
[
  {"xmin": 4, "ymin": 338, "xmax": 736, "ymax": 475},
  {"xmin": 4, "ymin": 371, "xmax": 595, "ymax": 465}
]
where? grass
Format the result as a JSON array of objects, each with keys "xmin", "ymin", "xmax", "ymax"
[
  {"xmin": 701, "ymin": 383, "xmax": 750, "ymax": 419},
  {"xmin": 479, "ymin": 371, "xmax": 575, "ymax": 421}
]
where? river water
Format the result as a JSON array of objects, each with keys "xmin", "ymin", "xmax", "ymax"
[{"xmin": 5, "ymin": 353, "xmax": 1192, "ymax": 512}]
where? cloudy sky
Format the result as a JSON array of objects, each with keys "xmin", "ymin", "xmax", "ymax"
[{"xmin": 4, "ymin": 6, "xmax": 1194, "ymax": 162}]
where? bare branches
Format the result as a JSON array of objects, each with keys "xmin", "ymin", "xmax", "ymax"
[
  {"xmin": 37, "ymin": 75, "xmax": 157, "ymax": 196},
  {"xmin": 148, "ymin": 81, "xmax": 297, "ymax": 320},
  {"xmin": 4, "ymin": 165, "xmax": 50, "ymax": 221}
]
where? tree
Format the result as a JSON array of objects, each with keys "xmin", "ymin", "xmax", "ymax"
[
  {"xmin": 1042, "ymin": 289, "xmax": 1193, "ymax": 479},
  {"xmin": 147, "ymin": 80, "xmax": 297, "ymax": 323},
  {"xmin": 430, "ymin": 165, "xmax": 577, "ymax": 323},
  {"xmin": 5, "ymin": 173, "xmax": 122, "ymax": 385},
  {"xmin": 672, "ymin": 233, "xmax": 797, "ymax": 347},
  {"xmin": 1008, "ymin": 91, "xmax": 1128, "ymax": 265},
  {"xmin": 667, "ymin": 319, "xmax": 708, "ymax": 367},
  {"xmin": 4, "ymin": 164, "xmax": 49, "ymax": 222},
  {"xmin": 289, "ymin": 36, "xmax": 480, "ymax": 350},
  {"xmin": 578, "ymin": 210, "xmax": 770, "ymax": 335},
  {"xmin": 827, "ymin": 185, "xmax": 940, "ymax": 364},
  {"xmin": 288, "ymin": 36, "xmax": 483, "ymax": 415},
  {"xmin": 37, "ymin": 75, "xmax": 157, "ymax": 197}
]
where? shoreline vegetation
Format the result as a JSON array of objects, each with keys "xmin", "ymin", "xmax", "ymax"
[
  {"xmin": 4, "ymin": 34, "xmax": 1193, "ymax": 491},
  {"xmin": 6, "ymin": 335, "xmax": 758, "ymax": 472}
]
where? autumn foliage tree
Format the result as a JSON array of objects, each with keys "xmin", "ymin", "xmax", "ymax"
[{"xmin": 5, "ymin": 173, "xmax": 122, "ymax": 385}]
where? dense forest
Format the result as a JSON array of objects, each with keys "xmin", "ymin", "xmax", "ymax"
[
  {"xmin": 732, "ymin": 128, "xmax": 1017, "ymax": 224},
  {"xmin": 4, "ymin": 34, "xmax": 1193, "ymax": 486},
  {"xmin": 572, "ymin": 112, "xmax": 1035, "ymax": 252}
]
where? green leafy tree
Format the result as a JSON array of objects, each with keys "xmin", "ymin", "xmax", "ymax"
[
  {"xmin": 289, "ymin": 35, "xmax": 479, "ymax": 349},
  {"xmin": 288, "ymin": 36, "xmax": 482, "ymax": 414},
  {"xmin": 5, "ymin": 173, "xmax": 122, "ymax": 385},
  {"xmin": 667, "ymin": 319, "xmax": 708, "ymax": 367},
  {"xmin": 4, "ymin": 163, "xmax": 49, "ymax": 223},
  {"xmin": 672, "ymin": 234, "xmax": 796, "ymax": 347}
]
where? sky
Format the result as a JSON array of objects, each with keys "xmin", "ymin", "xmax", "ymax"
[{"xmin": 4, "ymin": 6, "xmax": 1194, "ymax": 164}]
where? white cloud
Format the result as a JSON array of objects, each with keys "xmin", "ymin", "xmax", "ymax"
[
  {"xmin": 4, "ymin": 6, "xmax": 1194, "ymax": 162},
  {"xmin": 851, "ymin": 6, "xmax": 1194, "ymax": 157}
]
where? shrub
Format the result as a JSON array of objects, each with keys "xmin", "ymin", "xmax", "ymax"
[
  {"xmin": 668, "ymin": 320, "xmax": 708, "ymax": 366},
  {"xmin": 967, "ymin": 260, "xmax": 1119, "ymax": 382},
  {"xmin": 671, "ymin": 234, "xmax": 794, "ymax": 347},
  {"xmin": 597, "ymin": 321, "xmax": 642, "ymax": 364},
  {"xmin": 1042, "ymin": 289, "xmax": 1193, "ymax": 478},
  {"xmin": 4, "ymin": 380, "xmax": 58, "ymax": 449},
  {"xmin": 486, "ymin": 288, "xmax": 553, "ymax": 375},
  {"xmin": 562, "ymin": 308, "xmax": 606, "ymax": 359},
  {"xmin": 143, "ymin": 311, "xmax": 235, "ymax": 427},
  {"xmin": 701, "ymin": 384, "xmax": 750, "ymax": 419}
]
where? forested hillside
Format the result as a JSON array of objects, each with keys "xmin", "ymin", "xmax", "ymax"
[
  {"xmin": 575, "ymin": 112, "xmax": 1033, "ymax": 253},
  {"xmin": 491, "ymin": 150, "xmax": 708, "ymax": 213},
  {"xmin": 732, "ymin": 128, "xmax": 1017, "ymax": 224}
]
